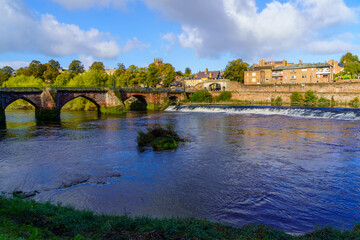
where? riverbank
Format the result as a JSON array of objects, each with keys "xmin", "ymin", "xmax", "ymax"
[{"xmin": 0, "ymin": 196, "xmax": 359, "ymax": 239}]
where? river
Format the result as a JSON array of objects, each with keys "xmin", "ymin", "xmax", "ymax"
[{"xmin": 1, "ymin": 105, "xmax": 360, "ymax": 234}]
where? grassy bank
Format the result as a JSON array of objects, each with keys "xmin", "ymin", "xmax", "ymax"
[{"xmin": 1, "ymin": 197, "xmax": 360, "ymax": 239}]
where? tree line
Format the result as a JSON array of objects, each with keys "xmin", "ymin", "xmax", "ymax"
[{"xmin": 0, "ymin": 59, "xmax": 180, "ymax": 88}]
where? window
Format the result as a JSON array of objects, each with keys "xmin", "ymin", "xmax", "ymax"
[
  {"xmin": 291, "ymin": 75, "xmax": 296, "ymax": 79},
  {"xmin": 302, "ymin": 75, "xmax": 307, "ymax": 78},
  {"xmin": 252, "ymin": 73, "xmax": 256, "ymax": 77},
  {"xmin": 290, "ymin": 69, "xmax": 296, "ymax": 73},
  {"xmin": 302, "ymin": 69, "xmax": 308, "ymax": 72}
]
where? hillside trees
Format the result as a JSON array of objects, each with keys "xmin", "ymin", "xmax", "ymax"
[
  {"xmin": 223, "ymin": 59, "xmax": 249, "ymax": 83},
  {"xmin": 0, "ymin": 66, "xmax": 14, "ymax": 85}
]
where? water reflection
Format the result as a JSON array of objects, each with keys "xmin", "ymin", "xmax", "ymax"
[{"xmin": 1, "ymin": 110, "xmax": 360, "ymax": 234}]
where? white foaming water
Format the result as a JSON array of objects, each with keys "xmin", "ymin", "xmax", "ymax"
[{"xmin": 165, "ymin": 105, "xmax": 360, "ymax": 121}]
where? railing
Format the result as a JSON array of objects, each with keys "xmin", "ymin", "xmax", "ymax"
[{"xmin": 0, "ymin": 87, "xmax": 43, "ymax": 92}]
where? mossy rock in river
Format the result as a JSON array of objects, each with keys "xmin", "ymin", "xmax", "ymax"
[
  {"xmin": 151, "ymin": 137, "xmax": 178, "ymax": 151},
  {"xmin": 137, "ymin": 126, "xmax": 184, "ymax": 151}
]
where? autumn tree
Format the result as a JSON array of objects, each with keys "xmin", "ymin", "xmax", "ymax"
[{"xmin": 223, "ymin": 59, "xmax": 249, "ymax": 83}]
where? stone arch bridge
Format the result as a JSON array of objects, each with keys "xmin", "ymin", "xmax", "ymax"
[{"xmin": 0, "ymin": 88, "xmax": 185, "ymax": 123}]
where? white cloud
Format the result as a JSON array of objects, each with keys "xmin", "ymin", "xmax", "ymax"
[
  {"xmin": 51, "ymin": 0, "xmax": 132, "ymax": 10},
  {"xmin": 142, "ymin": 0, "xmax": 358, "ymax": 58},
  {"xmin": 306, "ymin": 40, "xmax": 357, "ymax": 55},
  {"xmin": 123, "ymin": 37, "xmax": 150, "ymax": 52},
  {"xmin": 162, "ymin": 33, "xmax": 177, "ymax": 46},
  {"xmin": 0, "ymin": 61, "xmax": 29, "ymax": 69},
  {"xmin": 78, "ymin": 55, "xmax": 95, "ymax": 70},
  {"xmin": 0, "ymin": 0, "xmax": 121, "ymax": 59}
]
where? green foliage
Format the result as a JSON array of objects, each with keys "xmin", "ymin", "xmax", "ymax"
[
  {"xmin": 349, "ymin": 97, "xmax": 360, "ymax": 108},
  {"xmin": 162, "ymin": 64, "xmax": 177, "ymax": 86},
  {"xmin": 223, "ymin": 59, "xmax": 249, "ymax": 83},
  {"xmin": 331, "ymin": 96, "xmax": 336, "ymax": 107},
  {"xmin": 0, "ymin": 66, "xmax": 14, "ymax": 85},
  {"xmin": 318, "ymin": 97, "xmax": 330, "ymax": 107},
  {"xmin": 54, "ymin": 71, "xmax": 74, "ymax": 86},
  {"xmin": 137, "ymin": 126, "xmax": 182, "ymax": 151},
  {"xmin": 114, "ymin": 63, "xmax": 126, "ymax": 78},
  {"xmin": 1, "ymin": 196, "xmax": 360, "ymax": 240},
  {"xmin": 146, "ymin": 63, "xmax": 161, "ymax": 87},
  {"xmin": 340, "ymin": 52, "xmax": 359, "ymax": 64},
  {"xmin": 62, "ymin": 98, "xmax": 97, "ymax": 111},
  {"xmin": 304, "ymin": 90, "xmax": 318, "ymax": 106},
  {"xmin": 344, "ymin": 61, "xmax": 360, "ymax": 79},
  {"xmin": 89, "ymin": 62, "xmax": 105, "ymax": 72},
  {"xmin": 185, "ymin": 67, "xmax": 191, "ymax": 75},
  {"xmin": 28, "ymin": 60, "xmax": 47, "ymax": 79},
  {"xmin": 290, "ymin": 91, "xmax": 303, "ymax": 106},
  {"xmin": 271, "ymin": 96, "xmax": 283, "ymax": 106},
  {"xmin": 190, "ymin": 90, "xmax": 212, "ymax": 102},
  {"xmin": 68, "ymin": 60, "xmax": 84, "ymax": 75},
  {"xmin": 67, "ymin": 70, "xmax": 110, "ymax": 87},
  {"xmin": 43, "ymin": 59, "xmax": 61, "ymax": 84},
  {"xmin": 215, "ymin": 91, "xmax": 232, "ymax": 102},
  {"xmin": 2, "ymin": 75, "xmax": 45, "ymax": 88}
]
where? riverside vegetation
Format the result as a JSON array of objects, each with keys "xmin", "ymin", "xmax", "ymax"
[
  {"xmin": 137, "ymin": 126, "xmax": 185, "ymax": 151},
  {"xmin": 1, "ymin": 196, "xmax": 360, "ymax": 239}
]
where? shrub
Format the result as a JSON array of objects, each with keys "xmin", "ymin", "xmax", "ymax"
[
  {"xmin": 137, "ymin": 126, "xmax": 183, "ymax": 151},
  {"xmin": 190, "ymin": 90, "xmax": 212, "ymax": 103},
  {"xmin": 290, "ymin": 92, "xmax": 303, "ymax": 106},
  {"xmin": 215, "ymin": 91, "xmax": 232, "ymax": 102},
  {"xmin": 349, "ymin": 97, "xmax": 360, "ymax": 108},
  {"xmin": 318, "ymin": 97, "xmax": 330, "ymax": 107},
  {"xmin": 271, "ymin": 96, "xmax": 283, "ymax": 106},
  {"xmin": 304, "ymin": 90, "xmax": 318, "ymax": 107}
]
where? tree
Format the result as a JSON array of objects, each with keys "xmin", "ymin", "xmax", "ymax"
[
  {"xmin": 43, "ymin": 59, "xmax": 61, "ymax": 84},
  {"xmin": 69, "ymin": 60, "xmax": 84, "ymax": 74},
  {"xmin": 223, "ymin": 59, "xmax": 249, "ymax": 83},
  {"xmin": 146, "ymin": 63, "xmax": 161, "ymax": 87},
  {"xmin": 114, "ymin": 63, "xmax": 126, "ymax": 78},
  {"xmin": 89, "ymin": 61, "xmax": 105, "ymax": 72},
  {"xmin": 185, "ymin": 67, "xmax": 191, "ymax": 75},
  {"xmin": 0, "ymin": 66, "xmax": 14, "ymax": 85},
  {"xmin": 290, "ymin": 92, "xmax": 303, "ymax": 106},
  {"xmin": 28, "ymin": 60, "xmax": 47, "ymax": 79},
  {"xmin": 3, "ymin": 75, "xmax": 44, "ymax": 87},
  {"xmin": 162, "ymin": 64, "xmax": 177, "ymax": 86},
  {"xmin": 344, "ymin": 61, "xmax": 360, "ymax": 79},
  {"xmin": 304, "ymin": 90, "xmax": 317, "ymax": 106},
  {"xmin": 340, "ymin": 52, "xmax": 359, "ymax": 64}
]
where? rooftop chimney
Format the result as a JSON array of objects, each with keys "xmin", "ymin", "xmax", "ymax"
[{"xmin": 299, "ymin": 60, "xmax": 302, "ymax": 65}]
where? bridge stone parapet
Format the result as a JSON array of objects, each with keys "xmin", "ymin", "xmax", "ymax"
[{"xmin": 0, "ymin": 88, "xmax": 185, "ymax": 124}]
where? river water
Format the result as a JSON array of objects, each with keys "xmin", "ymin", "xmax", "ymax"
[{"xmin": 1, "ymin": 106, "xmax": 360, "ymax": 234}]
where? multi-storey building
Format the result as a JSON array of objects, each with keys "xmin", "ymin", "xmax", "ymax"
[
  {"xmin": 245, "ymin": 59, "xmax": 344, "ymax": 85},
  {"xmin": 244, "ymin": 59, "xmax": 290, "ymax": 84},
  {"xmin": 184, "ymin": 68, "xmax": 223, "ymax": 88}
]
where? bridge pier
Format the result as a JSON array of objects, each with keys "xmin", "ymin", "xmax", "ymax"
[
  {"xmin": 0, "ymin": 108, "xmax": 5, "ymax": 125},
  {"xmin": 35, "ymin": 108, "xmax": 60, "ymax": 122}
]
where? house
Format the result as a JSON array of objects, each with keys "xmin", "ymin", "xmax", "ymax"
[{"xmin": 184, "ymin": 68, "xmax": 223, "ymax": 88}]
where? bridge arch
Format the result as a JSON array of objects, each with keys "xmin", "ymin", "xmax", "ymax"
[
  {"xmin": 59, "ymin": 95, "xmax": 101, "ymax": 114},
  {"xmin": 3, "ymin": 97, "xmax": 39, "ymax": 111}
]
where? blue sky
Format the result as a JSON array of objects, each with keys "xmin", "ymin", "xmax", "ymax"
[{"xmin": 0, "ymin": 0, "xmax": 359, "ymax": 72}]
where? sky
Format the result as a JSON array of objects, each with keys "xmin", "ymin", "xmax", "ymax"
[{"xmin": 0, "ymin": 0, "xmax": 360, "ymax": 72}]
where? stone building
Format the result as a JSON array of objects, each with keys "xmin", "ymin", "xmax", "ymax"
[
  {"xmin": 184, "ymin": 68, "xmax": 223, "ymax": 88},
  {"xmin": 244, "ymin": 59, "xmax": 344, "ymax": 85}
]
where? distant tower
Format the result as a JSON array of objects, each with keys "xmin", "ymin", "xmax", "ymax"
[{"xmin": 154, "ymin": 58, "xmax": 163, "ymax": 66}]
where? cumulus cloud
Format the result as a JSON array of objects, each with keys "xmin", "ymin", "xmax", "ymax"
[
  {"xmin": 123, "ymin": 37, "xmax": 150, "ymax": 52},
  {"xmin": 142, "ymin": 0, "xmax": 358, "ymax": 59},
  {"xmin": 0, "ymin": 0, "xmax": 121, "ymax": 59},
  {"xmin": 51, "ymin": 0, "xmax": 132, "ymax": 10},
  {"xmin": 0, "ymin": 61, "xmax": 29, "ymax": 69}
]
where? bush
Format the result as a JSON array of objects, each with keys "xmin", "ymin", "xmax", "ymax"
[
  {"xmin": 304, "ymin": 90, "xmax": 318, "ymax": 107},
  {"xmin": 290, "ymin": 92, "xmax": 303, "ymax": 106},
  {"xmin": 331, "ymin": 96, "xmax": 336, "ymax": 107},
  {"xmin": 271, "ymin": 96, "xmax": 283, "ymax": 106},
  {"xmin": 215, "ymin": 91, "xmax": 232, "ymax": 102},
  {"xmin": 137, "ymin": 126, "xmax": 183, "ymax": 151},
  {"xmin": 3, "ymin": 75, "xmax": 45, "ymax": 88},
  {"xmin": 190, "ymin": 90, "xmax": 212, "ymax": 103},
  {"xmin": 349, "ymin": 97, "xmax": 360, "ymax": 108},
  {"xmin": 318, "ymin": 97, "xmax": 330, "ymax": 107}
]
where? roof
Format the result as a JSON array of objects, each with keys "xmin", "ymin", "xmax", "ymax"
[
  {"xmin": 250, "ymin": 66, "xmax": 273, "ymax": 71},
  {"xmin": 196, "ymin": 70, "xmax": 221, "ymax": 79},
  {"xmin": 274, "ymin": 63, "xmax": 331, "ymax": 71}
]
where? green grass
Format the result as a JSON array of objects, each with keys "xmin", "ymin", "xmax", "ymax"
[{"xmin": 1, "ymin": 196, "xmax": 360, "ymax": 239}]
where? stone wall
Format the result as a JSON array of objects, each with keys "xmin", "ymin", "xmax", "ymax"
[{"xmin": 213, "ymin": 81, "xmax": 360, "ymax": 102}]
